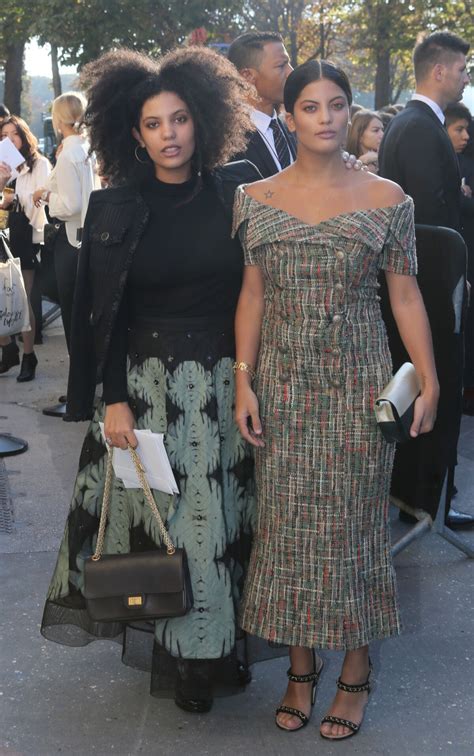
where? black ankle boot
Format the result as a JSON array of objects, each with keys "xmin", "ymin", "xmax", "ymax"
[
  {"xmin": 0, "ymin": 341, "xmax": 20, "ymax": 374},
  {"xmin": 17, "ymin": 352, "xmax": 38, "ymax": 382}
]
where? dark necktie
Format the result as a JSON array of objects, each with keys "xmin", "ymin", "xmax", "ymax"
[{"xmin": 269, "ymin": 118, "xmax": 291, "ymax": 169}]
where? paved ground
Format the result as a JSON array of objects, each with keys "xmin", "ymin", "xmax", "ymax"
[{"xmin": 0, "ymin": 322, "xmax": 473, "ymax": 756}]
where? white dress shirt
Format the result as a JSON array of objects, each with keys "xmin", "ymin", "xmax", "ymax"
[
  {"xmin": 46, "ymin": 134, "xmax": 101, "ymax": 248},
  {"xmin": 251, "ymin": 108, "xmax": 294, "ymax": 171},
  {"xmin": 411, "ymin": 93, "xmax": 445, "ymax": 125},
  {"xmin": 13, "ymin": 155, "xmax": 51, "ymax": 244}
]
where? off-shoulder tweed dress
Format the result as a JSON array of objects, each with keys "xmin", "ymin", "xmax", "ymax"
[{"xmin": 232, "ymin": 189, "xmax": 417, "ymax": 650}]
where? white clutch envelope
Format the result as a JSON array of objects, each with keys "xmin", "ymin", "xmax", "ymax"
[
  {"xmin": 0, "ymin": 137, "xmax": 26, "ymax": 171},
  {"xmin": 99, "ymin": 425, "xmax": 179, "ymax": 494}
]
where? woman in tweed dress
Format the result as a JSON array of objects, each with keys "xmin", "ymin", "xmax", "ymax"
[{"xmin": 233, "ymin": 61, "xmax": 439, "ymax": 740}]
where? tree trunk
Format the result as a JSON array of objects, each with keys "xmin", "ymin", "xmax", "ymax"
[
  {"xmin": 51, "ymin": 44, "xmax": 62, "ymax": 98},
  {"xmin": 3, "ymin": 40, "xmax": 25, "ymax": 115},
  {"xmin": 289, "ymin": 28, "xmax": 298, "ymax": 67},
  {"xmin": 374, "ymin": 48, "xmax": 391, "ymax": 109}
]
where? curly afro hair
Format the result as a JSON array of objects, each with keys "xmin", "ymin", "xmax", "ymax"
[{"xmin": 80, "ymin": 46, "xmax": 254, "ymax": 186}]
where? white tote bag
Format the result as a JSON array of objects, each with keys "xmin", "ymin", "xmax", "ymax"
[{"xmin": 0, "ymin": 235, "xmax": 31, "ymax": 336}]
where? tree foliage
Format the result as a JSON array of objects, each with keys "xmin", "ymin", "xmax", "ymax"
[
  {"xmin": 33, "ymin": 0, "xmax": 243, "ymax": 68},
  {"xmin": 1, "ymin": 0, "xmax": 474, "ymax": 114}
]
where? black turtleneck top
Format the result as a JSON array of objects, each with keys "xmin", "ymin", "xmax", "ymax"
[{"xmin": 102, "ymin": 175, "xmax": 243, "ymax": 404}]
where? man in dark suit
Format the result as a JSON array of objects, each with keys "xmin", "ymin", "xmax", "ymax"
[
  {"xmin": 228, "ymin": 31, "xmax": 296, "ymax": 177},
  {"xmin": 379, "ymin": 32, "xmax": 469, "ymax": 232},
  {"xmin": 379, "ymin": 31, "xmax": 473, "ymax": 528}
]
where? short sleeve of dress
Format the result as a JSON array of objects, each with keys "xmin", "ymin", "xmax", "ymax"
[
  {"xmin": 232, "ymin": 185, "xmax": 259, "ymax": 266},
  {"xmin": 380, "ymin": 196, "xmax": 418, "ymax": 276}
]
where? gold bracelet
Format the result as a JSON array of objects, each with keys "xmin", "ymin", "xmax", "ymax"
[{"xmin": 233, "ymin": 361, "xmax": 256, "ymax": 380}]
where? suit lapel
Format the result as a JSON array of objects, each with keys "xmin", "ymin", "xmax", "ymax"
[{"xmin": 249, "ymin": 131, "xmax": 280, "ymax": 178}]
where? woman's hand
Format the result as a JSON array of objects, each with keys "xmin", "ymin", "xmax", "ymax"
[
  {"xmin": 359, "ymin": 150, "xmax": 379, "ymax": 172},
  {"xmin": 104, "ymin": 402, "xmax": 138, "ymax": 450},
  {"xmin": 235, "ymin": 384, "xmax": 265, "ymax": 448},
  {"xmin": 33, "ymin": 188, "xmax": 48, "ymax": 207},
  {"xmin": 0, "ymin": 161, "xmax": 11, "ymax": 191},
  {"xmin": 410, "ymin": 387, "xmax": 439, "ymax": 438}
]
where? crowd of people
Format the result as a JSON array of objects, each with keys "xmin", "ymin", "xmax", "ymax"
[{"xmin": 0, "ymin": 28, "xmax": 471, "ymax": 742}]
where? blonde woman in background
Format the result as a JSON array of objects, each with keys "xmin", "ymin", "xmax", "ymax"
[
  {"xmin": 0, "ymin": 115, "xmax": 51, "ymax": 381},
  {"xmin": 33, "ymin": 92, "xmax": 100, "ymax": 355},
  {"xmin": 346, "ymin": 110, "xmax": 384, "ymax": 173}
]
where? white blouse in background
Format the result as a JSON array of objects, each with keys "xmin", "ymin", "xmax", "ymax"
[
  {"xmin": 46, "ymin": 134, "xmax": 101, "ymax": 248},
  {"xmin": 13, "ymin": 155, "xmax": 51, "ymax": 244}
]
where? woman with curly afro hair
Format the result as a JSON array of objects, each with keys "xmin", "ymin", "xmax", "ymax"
[{"xmin": 41, "ymin": 46, "xmax": 261, "ymax": 713}]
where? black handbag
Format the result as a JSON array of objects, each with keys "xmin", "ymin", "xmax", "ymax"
[
  {"xmin": 43, "ymin": 221, "xmax": 63, "ymax": 254},
  {"xmin": 374, "ymin": 362, "xmax": 421, "ymax": 444},
  {"xmin": 83, "ymin": 444, "xmax": 192, "ymax": 623}
]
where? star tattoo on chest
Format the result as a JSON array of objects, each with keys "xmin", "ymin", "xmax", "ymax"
[{"xmin": 264, "ymin": 190, "xmax": 275, "ymax": 199}]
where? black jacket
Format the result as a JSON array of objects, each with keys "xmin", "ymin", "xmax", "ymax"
[
  {"xmin": 379, "ymin": 100, "xmax": 462, "ymax": 232},
  {"xmin": 66, "ymin": 161, "xmax": 262, "ymax": 421},
  {"xmin": 233, "ymin": 118, "xmax": 296, "ymax": 178}
]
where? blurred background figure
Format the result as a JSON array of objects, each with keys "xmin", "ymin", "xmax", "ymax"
[
  {"xmin": 346, "ymin": 109, "xmax": 384, "ymax": 172},
  {"xmin": 0, "ymin": 115, "xmax": 51, "ymax": 381},
  {"xmin": 33, "ymin": 92, "xmax": 100, "ymax": 358},
  {"xmin": 380, "ymin": 104, "xmax": 399, "ymax": 117},
  {"xmin": 349, "ymin": 103, "xmax": 364, "ymax": 118},
  {"xmin": 378, "ymin": 104, "xmax": 398, "ymax": 129},
  {"xmin": 445, "ymin": 102, "xmax": 474, "ymax": 414},
  {"xmin": 0, "ymin": 103, "xmax": 10, "ymax": 126}
]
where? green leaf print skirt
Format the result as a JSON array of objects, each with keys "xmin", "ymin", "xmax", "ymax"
[{"xmin": 41, "ymin": 318, "xmax": 258, "ymax": 697}]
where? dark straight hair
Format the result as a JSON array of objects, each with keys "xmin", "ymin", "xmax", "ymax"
[
  {"xmin": 284, "ymin": 60, "xmax": 352, "ymax": 114},
  {"xmin": 444, "ymin": 101, "xmax": 472, "ymax": 128}
]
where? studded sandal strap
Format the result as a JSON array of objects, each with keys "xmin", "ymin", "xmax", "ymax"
[
  {"xmin": 336, "ymin": 676, "xmax": 370, "ymax": 694},
  {"xmin": 321, "ymin": 715, "xmax": 359, "ymax": 733},
  {"xmin": 276, "ymin": 705, "xmax": 309, "ymax": 725},
  {"xmin": 287, "ymin": 667, "xmax": 321, "ymax": 683}
]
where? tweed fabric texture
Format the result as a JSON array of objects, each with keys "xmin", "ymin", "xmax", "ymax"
[{"xmin": 233, "ymin": 189, "xmax": 417, "ymax": 650}]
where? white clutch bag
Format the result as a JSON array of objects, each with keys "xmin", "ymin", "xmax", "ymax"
[{"xmin": 375, "ymin": 362, "xmax": 421, "ymax": 443}]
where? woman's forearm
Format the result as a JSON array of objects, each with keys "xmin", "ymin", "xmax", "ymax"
[
  {"xmin": 388, "ymin": 277, "xmax": 439, "ymax": 394},
  {"xmin": 234, "ymin": 267, "xmax": 266, "ymax": 446},
  {"xmin": 235, "ymin": 285, "xmax": 264, "ymax": 371}
]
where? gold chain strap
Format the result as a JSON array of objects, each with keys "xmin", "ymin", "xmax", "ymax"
[{"xmin": 92, "ymin": 443, "xmax": 176, "ymax": 561}]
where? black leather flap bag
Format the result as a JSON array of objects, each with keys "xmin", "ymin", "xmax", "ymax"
[{"xmin": 84, "ymin": 445, "xmax": 192, "ymax": 623}]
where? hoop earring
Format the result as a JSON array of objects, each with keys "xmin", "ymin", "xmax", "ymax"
[{"xmin": 134, "ymin": 145, "xmax": 149, "ymax": 164}]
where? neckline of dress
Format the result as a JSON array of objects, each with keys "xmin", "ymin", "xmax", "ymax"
[{"xmin": 240, "ymin": 187, "xmax": 411, "ymax": 230}]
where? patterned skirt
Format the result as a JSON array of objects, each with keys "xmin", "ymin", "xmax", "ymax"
[{"xmin": 41, "ymin": 316, "xmax": 257, "ymax": 696}]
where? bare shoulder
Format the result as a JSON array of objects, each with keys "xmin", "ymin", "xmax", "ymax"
[
  {"xmin": 244, "ymin": 175, "xmax": 283, "ymax": 201},
  {"xmin": 361, "ymin": 173, "xmax": 406, "ymax": 206}
]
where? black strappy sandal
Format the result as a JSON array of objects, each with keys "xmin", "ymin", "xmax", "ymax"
[
  {"xmin": 320, "ymin": 661, "xmax": 372, "ymax": 741},
  {"xmin": 275, "ymin": 650, "xmax": 323, "ymax": 732}
]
